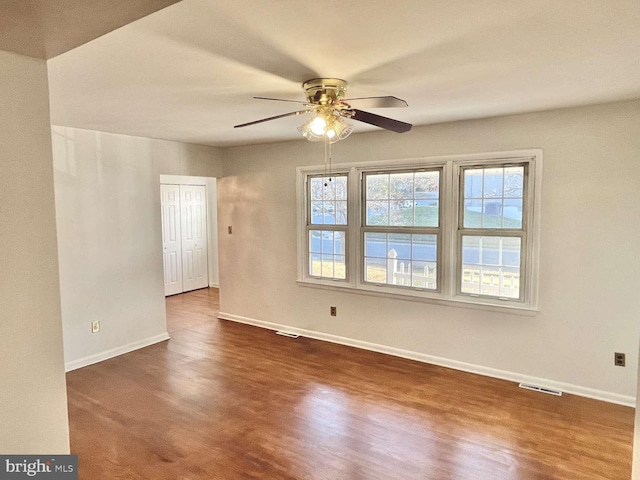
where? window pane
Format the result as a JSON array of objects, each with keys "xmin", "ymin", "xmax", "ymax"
[
  {"xmin": 366, "ymin": 200, "xmax": 389, "ymax": 225},
  {"xmin": 309, "ymin": 230, "xmax": 322, "ymax": 253},
  {"xmin": 309, "ymin": 253, "xmax": 322, "ymax": 276},
  {"xmin": 415, "ymin": 200, "xmax": 438, "ymax": 227},
  {"xmin": 463, "ymin": 166, "xmax": 524, "ymax": 230},
  {"xmin": 321, "ymin": 255, "xmax": 334, "ymax": 277},
  {"xmin": 321, "ymin": 231, "xmax": 334, "ymax": 253},
  {"xmin": 464, "ymin": 169, "xmax": 483, "ymax": 198},
  {"xmin": 309, "ymin": 230, "xmax": 346, "ymax": 280},
  {"xmin": 323, "ymin": 179, "xmax": 336, "ymax": 200},
  {"xmin": 333, "ymin": 231, "xmax": 346, "ymax": 255},
  {"xmin": 309, "ymin": 175, "xmax": 347, "ymax": 226},
  {"xmin": 335, "ymin": 255, "xmax": 346, "ymax": 277},
  {"xmin": 310, "ymin": 177, "xmax": 324, "ymax": 200},
  {"xmin": 390, "ymin": 200, "xmax": 413, "ymax": 226},
  {"xmin": 463, "ymin": 199, "xmax": 482, "ymax": 228},
  {"xmin": 412, "ymin": 234, "xmax": 438, "ymax": 289},
  {"xmin": 461, "ymin": 235, "xmax": 480, "ymax": 264},
  {"xmin": 322, "ymin": 202, "xmax": 336, "ymax": 224},
  {"xmin": 364, "ymin": 232, "xmax": 387, "ymax": 258},
  {"xmin": 365, "ymin": 170, "xmax": 439, "ymax": 227},
  {"xmin": 412, "ymin": 235, "xmax": 437, "ymax": 262},
  {"xmin": 461, "ymin": 236, "xmax": 521, "ymax": 299},
  {"xmin": 364, "ymin": 233, "xmax": 437, "ymax": 290},
  {"xmin": 411, "ymin": 261, "xmax": 437, "ymax": 289},
  {"xmin": 416, "ymin": 170, "xmax": 440, "ymax": 228},
  {"xmin": 310, "ymin": 200, "xmax": 340, "ymax": 225},
  {"xmin": 480, "ymin": 237, "xmax": 501, "ymax": 265},
  {"xmin": 334, "ymin": 176, "xmax": 348, "ymax": 200},
  {"xmin": 415, "ymin": 171, "xmax": 440, "ymax": 199},
  {"xmin": 311, "ymin": 202, "xmax": 323, "ymax": 224},
  {"xmin": 365, "ymin": 257, "xmax": 387, "ymax": 283},
  {"xmin": 503, "ymin": 198, "xmax": 522, "ymax": 228},
  {"xmin": 336, "ymin": 259, "xmax": 346, "ymax": 279},
  {"xmin": 483, "ymin": 168, "xmax": 503, "ymax": 197},
  {"xmin": 502, "ymin": 237, "xmax": 521, "ymax": 267},
  {"xmin": 390, "ymin": 172, "xmax": 413, "ymax": 199},
  {"xmin": 335, "ymin": 201, "xmax": 347, "ymax": 225},
  {"xmin": 504, "ymin": 167, "xmax": 524, "ymax": 198},
  {"xmin": 366, "ymin": 174, "xmax": 389, "ymax": 200},
  {"xmin": 388, "ymin": 233, "xmax": 411, "ymax": 260},
  {"xmin": 310, "ymin": 253, "xmax": 347, "ymax": 279},
  {"xmin": 481, "ymin": 201, "xmax": 504, "ymax": 228}
]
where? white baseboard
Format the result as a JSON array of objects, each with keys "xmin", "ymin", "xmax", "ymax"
[
  {"xmin": 209, "ymin": 282, "xmax": 219, "ymax": 288},
  {"xmin": 65, "ymin": 332, "xmax": 171, "ymax": 372},
  {"xmin": 218, "ymin": 312, "xmax": 635, "ymax": 408}
]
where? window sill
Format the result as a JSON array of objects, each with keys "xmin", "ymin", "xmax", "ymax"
[{"xmin": 296, "ymin": 279, "xmax": 539, "ymax": 316}]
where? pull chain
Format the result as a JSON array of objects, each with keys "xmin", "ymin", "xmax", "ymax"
[{"xmin": 324, "ymin": 137, "xmax": 333, "ymax": 187}]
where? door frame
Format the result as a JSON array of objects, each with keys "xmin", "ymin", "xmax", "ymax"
[{"xmin": 160, "ymin": 174, "xmax": 219, "ymax": 289}]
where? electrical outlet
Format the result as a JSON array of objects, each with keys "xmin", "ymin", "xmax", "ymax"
[
  {"xmin": 614, "ymin": 352, "xmax": 625, "ymax": 367},
  {"xmin": 228, "ymin": 226, "xmax": 233, "ymax": 234},
  {"xmin": 330, "ymin": 306, "xmax": 337, "ymax": 316},
  {"xmin": 91, "ymin": 320, "xmax": 100, "ymax": 334}
]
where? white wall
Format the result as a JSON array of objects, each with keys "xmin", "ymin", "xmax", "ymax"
[
  {"xmin": 217, "ymin": 100, "xmax": 640, "ymax": 404},
  {"xmin": 52, "ymin": 127, "xmax": 222, "ymax": 370},
  {"xmin": 0, "ymin": 51, "xmax": 70, "ymax": 453}
]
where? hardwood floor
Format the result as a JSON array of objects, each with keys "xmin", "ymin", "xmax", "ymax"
[{"xmin": 66, "ymin": 288, "xmax": 634, "ymax": 479}]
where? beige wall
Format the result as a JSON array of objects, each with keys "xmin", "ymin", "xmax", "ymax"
[
  {"xmin": 218, "ymin": 100, "xmax": 640, "ymax": 403},
  {"xmin": 0, "ymin": 51, "xmax": 69, "ymax": 452},
  {"xmin": 52, "ymin": 126, "xmax": 222, "ymax": 369}
]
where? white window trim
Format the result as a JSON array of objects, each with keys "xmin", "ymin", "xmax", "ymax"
[
  {"xmin": 359, "ymin": 167, "xmax": 443, "ymax": 294},
  {"xmin": 297, "ymin": 167, "xmax": 353, "ymax": 288},
  {"xmin": 296, "ymin": 149, "xmax": 543, "ymax": 313}
]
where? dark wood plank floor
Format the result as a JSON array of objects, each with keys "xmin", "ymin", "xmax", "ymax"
[{"xmin": 66, "ymin": 288, "xmax": 634, "ymax": 479}]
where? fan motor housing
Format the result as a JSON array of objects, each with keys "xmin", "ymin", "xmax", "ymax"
[{"xmin": 302, "ymin": 78, "xmax": 347, "ymax": 105}]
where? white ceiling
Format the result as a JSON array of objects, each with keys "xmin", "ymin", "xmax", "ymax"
[{"xmin": 47, "ymin": 0, "xmax": 640, "ymax": 147}]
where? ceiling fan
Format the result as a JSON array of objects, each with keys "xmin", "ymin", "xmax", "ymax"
[{"xmin": 234, "ymin": 78, "xmax": 412, "ymax": 143}]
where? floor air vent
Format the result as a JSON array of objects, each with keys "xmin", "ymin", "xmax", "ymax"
[
  {"xmin": 275, "ymin": 331, "xmax": 299, "ymax": 339},
  {"xmin": 519, "ymin": 383, "xmax": 562, "ymax": 396}
]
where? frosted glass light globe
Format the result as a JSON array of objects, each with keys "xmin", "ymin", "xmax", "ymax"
[{"xmin": 310, "ymin": 116, "xmax": 327, "ymax": 135}]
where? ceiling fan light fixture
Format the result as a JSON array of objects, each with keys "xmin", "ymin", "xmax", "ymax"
[
  {"xmin": 297, "ymin": 116, "xmax": 324, "ymax": 142},
  {"xmin": 330, "ymin": 116, "xmax": 354, "ymax": 142},
  {"xmin": 298, "ymin": 111, "xmax": 353, "ymax": 143},
  {"xmin": 309, "ymin": 115, "xmax": 327, "ymax": 135},
  {"xmin": 236, "ymin": 78, "xmax": 412, "ymax": 138}
]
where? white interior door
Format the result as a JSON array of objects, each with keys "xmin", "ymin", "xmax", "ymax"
[
  {"xmin": 180, "ymin": 185, "xmax": 209, "ymax": 292},
  {"xmin": 161, "ymin": 184, "xmax": 183, "ymax": 296}
]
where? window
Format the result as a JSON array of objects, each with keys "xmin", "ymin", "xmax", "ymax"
[
  {"xmin": 362, "ymin": 169, "xmax": 441, "ymax": 290},
  {"xmin": 298, "ymin": 150, "xmax": 541, "ymax": 310},
  {"xmin": 458, "ymin": 165, "xmax": 527, "ymax": 301},
  {"xmin": 306, "ymin": 174, "xmax": 348, "ymax": 280}
]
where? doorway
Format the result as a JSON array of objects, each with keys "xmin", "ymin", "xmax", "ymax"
[{"xmin": 161, "ymin": 177, "xmax": 218, "ymax": 296}]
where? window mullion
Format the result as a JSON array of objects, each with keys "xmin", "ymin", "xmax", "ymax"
[
  {"xmin": 350, "ymin": 167, "xmax": 360, "ymax": 287},
  {"xmin": 444, "ymin": 160, "xmax": 457, "ymax": 299}
]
